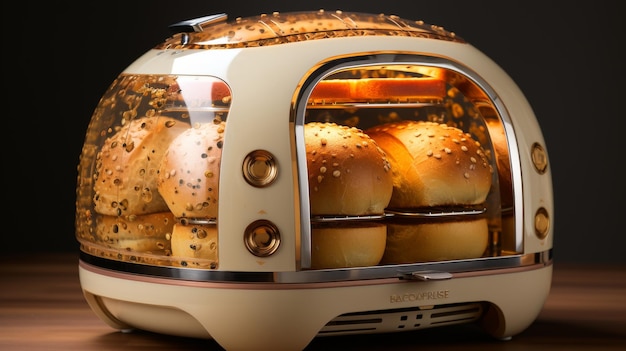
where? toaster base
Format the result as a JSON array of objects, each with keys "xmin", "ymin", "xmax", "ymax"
[{"xmin": 79, "ymin": 260, "xmax": 552, "ymax": 351}]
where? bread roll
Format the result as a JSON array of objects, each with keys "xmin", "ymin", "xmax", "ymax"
[
  {"xmin": 311, "ymin": 222, "xmax": 387, "ymax": 269},
  {"xmin": 93, "ymin": 116, "xmax": 189, "ymax": 216},
  {"xmin": 170, "ymin": 223, "xmax": 218, "ymax": 262},
  {"xmin": 381, "ymin": 218, "xmax": 488, "ymax": 264},
  {"xmin": 366, "ymin": 120, "xmax": 493, "ymax": 209},
  {"xmin": 305, "ymin": 122, "xmax": 393, "ymax": 216},
  {"xmin": 158, "ymin": 119, "xmax": 225, "ymax": 218},
  {"xmin": 95, "ymin": 212, "xmax": 175, "ymax": 254}
]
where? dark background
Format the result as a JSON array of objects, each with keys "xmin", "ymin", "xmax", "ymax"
[{"xmin": 7, "ymin": 1, "xmax": 623, "ymax": 264}]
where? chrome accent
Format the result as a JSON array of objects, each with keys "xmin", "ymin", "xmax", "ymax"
[
  {"xmin": 400, "ymin": 271, "xmax": 453, "ymax": 281},
  {"xmin": 293, "ymin": 54, "xmax": 526, "ymax": 266},
  {"xmin": 311, "ymin": 214, "xmax": 386, "ymax": 222},
  {"xmin": 243, "ymin": 220, "xmax": 281, "ymax": 257},
  {"xmin": 531, "ymin": 142, "xmax": 548, "ymax": 174},
  {"xmin": 385, "ymin": 207, "xmax": 486, "ymax": 218},
  {"xmin": 310, "ymin": 207, "xmax": 485, "ymax": 223},
  {"xmin": 80, "ymin": 249, "xmax": 552, "ymax": 284},
  {"xmin": 534, "ymin": 207, "xmax": 550, "ymax": 239},
  {"xmin": 180, "ymin": 33, "xmax": 189, "ymax": 46},
  {"xmin": 178, "ymin": 217, "xmax": 217, "ymax": 225},
  {"xmin": 242, "ymin": 150, "xmax": 278, "ymax": 187},
  {"xmin": 169, "ymin": 14, "xmax": 228, "ymax": 34}
]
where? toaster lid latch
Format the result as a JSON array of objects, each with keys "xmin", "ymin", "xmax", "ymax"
[
  {"xmin": 169, "ymin": 13, "xmax": 228, "ymax": 34},
  {"xmin": 399, "ymin": 270, "xmax": 453, "ymax": 281}
]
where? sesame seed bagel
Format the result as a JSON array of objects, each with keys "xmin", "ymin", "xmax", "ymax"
[
  {"xmin": 304, "ymin": 122, "xmax": 393, "ymax": 216},
  {"xmin": 170, "ymin": 223, "xmax": 218, "ymax": 263},
  {"xmin": 366, "ymin": 120, "xmax": 493, "ymax": 209},
  {"xmin": 157, "ymin": 119, "xmax": 225, "ymax": 219},
  {"xmin": 93, "ymin": 116, "xmax": 189, "ymax": 216},
  {"xmin": 94, "ymin": 212, "xmax": 175, "ymax": 254}
]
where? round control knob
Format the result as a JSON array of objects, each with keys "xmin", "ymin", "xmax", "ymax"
[
  {"xmin": 242, "ymin": 150, "xmax": 278, "ymax": 187},
  {"xmin": 244, "ymin": 220, "xmax": 281, "ymax": 257}
]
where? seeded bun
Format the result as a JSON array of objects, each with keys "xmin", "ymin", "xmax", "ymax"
[
  {"xmin": 311, "ymin": 222, "xmax": 387, "ymax": 269},
  {"xmin": 305, "ymin": 122, "xmax": 393, "ymax": 216},
  {"xmin": 158, "ymin": 119, "xmax": 225, "ymax": 219},
  {"xmin": 95, "ymin": 212, "xmax": 175, "ymax": 254},
  {"xmin": 381, "ymin": 218, "xmax": 488, "ymax": 264},
  {"xmin": 170, "ymin": 223, "xmax": 218, "ymax": 264},
  {"xmin": 366, "ymin": 121, "xmax": 493, "ymax": 209},
  {"xmin": 93, "ymin": 116, "xmax": 189, "ymax": 216}
]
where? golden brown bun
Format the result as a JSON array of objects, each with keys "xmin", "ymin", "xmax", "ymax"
[
  {"xmin": 170, "ymin": 223, "xmax": 218, "ymax": 261},
  {"xmin": 93, "ymin": 116, "xmax": 189, "ymax": 216},
  {"xmin": 366, "ymin": 121, "xmax": 493, "ymax": 208},
  {"xmin": 381, "ymin": 218, "xmax": 488, "ymax": 264},
  {"xmin": 95, "ymin": 212, "xmax": 175, "ymax": 254},
  {"xmin": 158, "ymin": 119, "xmax": 225, "ymax": 218},
  {"xmin": 305, "ymin": 122, "xmax": 393, "ymax": 216},
  {"xmin": 500, "ymin": 213, "xmax": 515, "ymax": 252},
  {"xmin": 311, "ymin": 222, "xmax": 387, "ymax": 269},
  {"xmin": 485, "ymin": 119, "xmax": 513, "ymax": 209}
]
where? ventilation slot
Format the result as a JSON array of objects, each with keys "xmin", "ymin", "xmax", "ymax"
[{"xmin": 319, "ymin": 302, "xmax": 484, "ymax": 336}]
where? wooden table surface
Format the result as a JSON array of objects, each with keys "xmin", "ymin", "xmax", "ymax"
[{"xmin": 1, "ymin": 253, "xmax": 625, "ymax": 351}]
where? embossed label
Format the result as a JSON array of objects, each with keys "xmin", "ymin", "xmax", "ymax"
[{"xmin": 390, "ymin": 290, "xmax": 449, "ymax": 303}]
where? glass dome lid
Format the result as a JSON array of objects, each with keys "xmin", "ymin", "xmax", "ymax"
[{"xmin": 160, "ymin": 10, "xmax": 464, "ymax": 50}]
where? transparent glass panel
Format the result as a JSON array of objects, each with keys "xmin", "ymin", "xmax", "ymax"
[
  {"xmin": 76, "ymin": 74, "xmax": 230, "ymax": 269},
  {"xmin": 301, "ymin": 62, "xmax": 515, "ymax": 269}
]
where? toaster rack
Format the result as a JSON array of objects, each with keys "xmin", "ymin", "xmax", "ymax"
[{"xmin": 311, "ymin": 207, "xmax": 487, "ymax": 221}]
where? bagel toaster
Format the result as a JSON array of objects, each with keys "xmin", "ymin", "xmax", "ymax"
[{"xmin": 75, "ymin": 10, "xmax": 554, "ymax": 351}]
